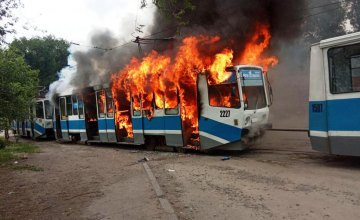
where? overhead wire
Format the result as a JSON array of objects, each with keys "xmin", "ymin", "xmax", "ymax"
[{"xmin": 70, "ymin": 0, "xmax": 356, "ymax": 51}]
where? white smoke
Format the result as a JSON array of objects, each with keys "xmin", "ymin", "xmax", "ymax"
[{"xmin": 46, "ymin": 52, "xmax": 76, "ymax": 105}]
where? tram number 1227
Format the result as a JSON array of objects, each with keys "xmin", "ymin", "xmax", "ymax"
[{"xmin": 220, "ymin": 110, "xmax": 230, "ymax": 118}]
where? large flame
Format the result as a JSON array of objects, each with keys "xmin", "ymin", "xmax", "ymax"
[
  {"xmin": 111, "ymin": 23, "xmax": 277, "ymax": 146},
  {"xmin": 238, "ymin": 23, "xmax": 279, "ymax": 70}
]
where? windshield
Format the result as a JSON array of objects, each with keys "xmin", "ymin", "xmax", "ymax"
[{"xmin": 240, "ymin": 68, "xmax": 267, "ymax": 110}]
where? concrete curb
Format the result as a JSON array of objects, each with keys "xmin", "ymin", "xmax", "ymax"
[{"xmin": 143, "ymin": 162, "xmax": 178, "ymax": 220}]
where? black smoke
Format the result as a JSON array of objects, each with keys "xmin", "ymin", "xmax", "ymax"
[{"xmin": 150, "ymin": 0, "xmax": 308, "ymax": 60}]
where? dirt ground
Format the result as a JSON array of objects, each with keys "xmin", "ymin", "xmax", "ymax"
[{"xmin": 1, "ymin": 131, "xmax": 360, "ymax": 220}]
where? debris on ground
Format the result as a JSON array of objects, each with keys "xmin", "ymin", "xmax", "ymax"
[
  {"xmin": 221, "ymin": 156, "xmax": 231, "ymax": 161},
  {"xmin": 138, "ymin": 157, "xmax": 149, "ymax": 163},
  {"xmin": 13, "ymin": 161, "xmax": 18, "ymax": 164},
  {"xmin": 167, "ymin": 169, "xmax": 175, "ymax": 172}
]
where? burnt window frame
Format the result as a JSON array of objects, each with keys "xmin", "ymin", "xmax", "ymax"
[
  {"xmin": 206, "ymin": 71, "xmax": 241, "ymax": 109},
  {"xmin": 60, "ymin": 97, "xmax": 67, "ymax": 120},
  {"xmin": 132, "ymin": 96, "xmax": 141, "ymax": 117},
  {"xmin": 154, "ymin": 93, "xmax": 165, "ymax": 110},
  {"xmin": 164, "ymin": 91, "xmax": 180, "ymax": 115},
  {"xmin": 96, "ymin": 90, "xmax": 106, "ymax": 118},
  {"xmin": 328, "ymin": 43, "xmax": 360, "ymax": 94},
  {"xmin": 105, "ymin": 89, "xmax": 114, "ymax": 118}
]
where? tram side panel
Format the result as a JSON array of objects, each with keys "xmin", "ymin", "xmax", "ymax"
[
  {"xmin": 309, "ymin": 43, "xmax": 331, "ymax": 153},
  {"xmin": 198, "ymin": 74, "xmax": 244, "ymax": 150},
  {"xmin": 130, "ymin": 94, "xmax": 183, "ymax": 147}
]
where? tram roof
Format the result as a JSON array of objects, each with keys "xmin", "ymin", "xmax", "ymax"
[{"xmin": 319, "ymin": 31, "xmax": 360, "ymax": 49}]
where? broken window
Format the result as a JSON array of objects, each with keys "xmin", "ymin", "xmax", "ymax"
[{"xmin": 208, "ymin": 71, "xmax": 241, "ymax": 108}]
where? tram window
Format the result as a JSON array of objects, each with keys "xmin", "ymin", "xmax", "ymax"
[
  {"xmin": 72, "ymin": 96, "xmax": 78, "ymax": 115},
  {"xmin": 60, "ymin": 98, "xmax": 66, "ymax": 120},
  {"xmin": 66, "ymin": 96, "xmax": 73, "ymax": 116},
  {"xmin": 208, "ymin": 72, "xmax": 241, "ymax": 109},
  {"xmin": 106, "ymin": 90, "xmax": 114, "ymax": 118},
  {"xmin": 165, "ymin": 107, "xmax": 179, "ymax": 115},
  {"xmin": 154, "ymin": 93, "xmax": 164, "ymax": 109},
  {"xmin": 165, "ymin": 93, "xmax": 179, "ymax": 115},
  {"xmin": 132, "ymin": 96, "xmax": 141, "ymax": 116},
  {"xmin": 78, "ymin": 98, "xmax": 84, "ymax": 119},
  {"xmin": 351, "ymin": 55, "xmax": 360, "ymax": 91},
  {"xmin": 328, "ymin": 43, "xmax": 360, "ymax": 93},
  {"xmin": 240, "ymin": 69, "xmax": 266, "ymax": 110},
  {"xmin": 35, "ymin": 102, "xmax": 44, "ymax": 118},
  {"xmin": 44, "ymin": 100, "xmax": 53, "ymax": 119},
  {"xmin": 97, "ymin": 90, "xmax": 106, "ymax": 118}
]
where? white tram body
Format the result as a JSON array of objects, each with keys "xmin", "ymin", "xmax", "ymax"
[{"xmin": 309, "ymin": 32, "xmax": 360, "ymax": 156}]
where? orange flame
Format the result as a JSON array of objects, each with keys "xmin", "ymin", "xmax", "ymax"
[
  {"xmin": 111, "ymin": 23, "xmax": 278, "ymax": 146},
  {"xmin": 238, "ymin": 23, "xmax": 279, "ymax": 70}
]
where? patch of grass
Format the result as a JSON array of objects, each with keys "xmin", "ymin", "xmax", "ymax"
[
  {"xmin": 4, "ymin": 143, "xmax": 41, "ymax": 154},
  {"xmin": 0, "ymin": 142, "xmax": 40, "ymax": 167},
  {"xmin": 0, "ymin": 151, "xmax": 18, "ymax": 165},
  {"xmin": 12, "ymin": 164, "xmax": 44, "ymax": 172}
]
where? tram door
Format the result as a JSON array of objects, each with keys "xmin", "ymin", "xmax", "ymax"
[
  {"xmin": 83, "ymin": 88, "xmax": 99, "ymax": 140},
  {"xmin": 104, "ymin": 89, "xmax": 116, "ymax": 142},
  {"xmin": 59, "ymin": 97, "xmax": 70, "ymax": 140},
  {"xmin": 96, "ymin": 89, "xmax": 109, "ymax": 142},
  {"xmin": 54, "ymin": 105, "xmax": 62, "ymax": 139},
  {"xmin": 164, "ymin": 96, "xmax": 183, "ymax": 147},
  {"xmin": 131, "ymin": 96, "xmax": 144, "ymax": 144}
]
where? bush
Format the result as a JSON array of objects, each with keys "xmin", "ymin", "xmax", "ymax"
[{"xmin": 0, "ymin": 138, "xmax": 8, "ymax": 149}]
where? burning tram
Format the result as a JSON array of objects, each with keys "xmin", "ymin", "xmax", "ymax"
[{"xmin": 53, "ymin": 65, "xmax": 272, "ymax": 151}]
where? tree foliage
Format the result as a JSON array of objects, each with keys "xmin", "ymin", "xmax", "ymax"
[
  {"xmin": 10, "ymin": 36, "xmax": 70, "ymax": 86},
  {"xmin": 0, "ymin": 48, "xmax": 38, "ymax": 134},
  {"xmin": 345, "ymin": 1, "xmax": 360, "ymax": 33},
  {"xmin": 146, "ymin": 0, "xmax": 195, "ymax": 26},
  {"xmin": 0, "ymin": 0, "xmax": 21, "ymax": 44}
]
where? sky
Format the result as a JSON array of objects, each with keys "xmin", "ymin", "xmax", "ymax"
[{"xmin": 8, "ymin": 0, "xmax": 156, "ymax": 50}]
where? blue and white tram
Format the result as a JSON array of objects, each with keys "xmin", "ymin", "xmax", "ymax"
[
  {"xmin": 14, "ymin": 99, "xmax": 54, "ymax": 139},
  {"xmin": 309, "ymin": 32, "xmax": 360, "ymax": 156},
  {"xmin": 54, "ymin": 88, "xmax": 87, "ymax": 141},
  {"xmin": 54, "ymin": 65, "xmax": 272, "ymax": 151}
]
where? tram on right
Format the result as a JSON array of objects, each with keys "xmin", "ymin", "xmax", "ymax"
[{"xmin": 309, "ymin": 31, "xmax": 360, "ymax": 156}]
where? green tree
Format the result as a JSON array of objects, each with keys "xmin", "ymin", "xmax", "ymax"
[
  {"xmin": 0, "ymin": 0, "xmax": 21, "ymax": 44},
  {"xmin": 0, "ymin": 48, "xmax": 38, "ymax": 139},
  {"xmin": 345, "ymin": 1, "xmax": 360, "ymax": 32},
  {"xmin": 10, "ymin": 36, "xmax": 70, "ymax": 86},
  {"xmin": 144, "ymin": 0, "xmax": 195, "ymax": 26}
]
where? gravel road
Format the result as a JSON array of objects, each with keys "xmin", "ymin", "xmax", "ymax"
[{"xmin": 1, "ymin": 131, "xmax": 360, "ymax": 220}]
